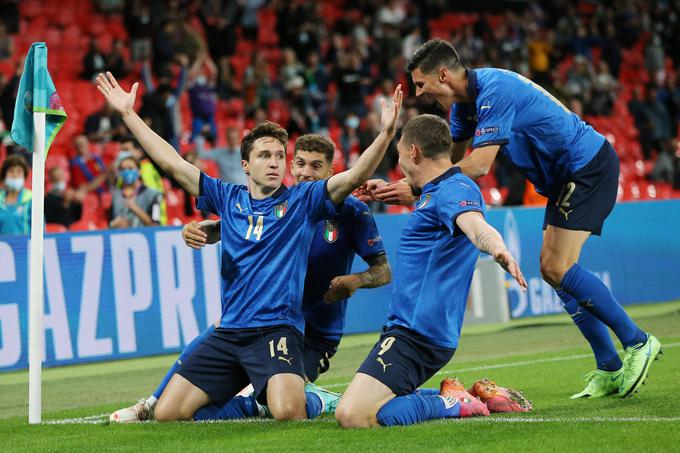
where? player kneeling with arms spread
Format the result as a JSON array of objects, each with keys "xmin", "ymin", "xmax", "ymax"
[
  {"xmin": 96, "ymin": 71, "xmax": 402, "ymax": 422},
  {"xmin": 335, "ymin": 114, "xmax": 527, "ymax": 428},
  {"xmin": 111, "ymin": 134, "xmax": 391, "ymax": 422}
]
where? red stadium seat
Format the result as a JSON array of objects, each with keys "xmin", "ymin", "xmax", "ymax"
[{"xmin": 46, "ymin": 223, "xmax": 68, "ymax": 233}]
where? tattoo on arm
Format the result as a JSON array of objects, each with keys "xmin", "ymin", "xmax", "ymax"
[
  {"xmin": 472, "ymin": 230, "xmax": 505, "ymax": 256},
  {"xmin": 356, "ymin": 255, "xmax": 391, "ymax": 288}
]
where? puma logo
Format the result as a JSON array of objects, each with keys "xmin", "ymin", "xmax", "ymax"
[
  {"xmin": 559, "ymin": 207, "xmax": 572, "ymax": 220},
  {"xmin": 278, "ymin": 356, "xmax": 293, "ymax": 366},
  {"xmin": 376, "ymin": 357, "xmax": 392, "ymax": 373}
]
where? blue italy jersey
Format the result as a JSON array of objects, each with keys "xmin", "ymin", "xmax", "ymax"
[
  {"xmin": 386, "ymin": 167, "xmax": 484, "ymax": 348},
  {"xmin": 303, "ymin": 196, "xmax": 385, "ymax": 342},
  {"xmin": 196, "ymin": 173, "xmax": 335, "ymax": 333},
  {"xmin": 449, "ymin": 68, "xmax": 605, "ymax": 195}
]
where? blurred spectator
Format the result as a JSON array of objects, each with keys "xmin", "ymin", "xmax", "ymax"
[
  {"xmin": 286, "ymin": 75, "xmax": 317, "ymax": 135},
  {"xmin": 341, "ymin": 113, "xmax": 361, "ymax": 169},
  {"xmin": 0, "ymin": 154, "xmax": 31, "ymax": 235},
  {"xmin": 599, "ymin": 22, "xmax": 621, "ymax": 79},
  {"xmin": 153, "ymin": 19, "xmax": 181, "ymax": 71},
  {"xmin": 244, "ymin": 51, "xmax": 274, "ymax": 113},
  {"xmin": 216, "ymin": 56, "xmax": 240, "ymax": 100},
  {"xmin": 81, "ymin": 39, "xmax": 107, "ymax": 81},
  {"xmin": 333, "ymin": 52, "xmax": 370, "ymax": 120},
  {"xmin": 303, "ymin": 52, "xmax": 328, "ymax": 94},
  {"xmin": 658, "ymin": 74, "xmax": 680, "ymax": 136},
  {"xmin": 188, "ymin": 53, "xmax": 219, "ymax": 142},
  {"xmin": 645, "ymin": 34, "xmax": 665, "ymax": 84},
  {"xmin": 109, "ymin": 156, "xmax": 162, "ymax": 228},
  {"xmin": 564, "ymin": 56, "xmax": 594, "ymax": 111},
  {"xmin": 402, "ymin": 26, "xmax": 423, "ymax": 62},
  {"xmin": 629, "ymin": 85, "xmax": 672, "ymax": 159},
  {"xmin": 375, "ymin": 23, "xmax": 402, "ymax": 79},
  {"xmin": 649, "ymin": 137, "xmax": 676, "ymax": 184},
  {"xmin": 376, "ymin": 0, "xmax": 406, "ymax": 28},
  {"xmin": 69, "ymin": 135, "xmax": 108, "ymax": 194},
  {"xmin": 0, "ymin": 59, "xmax": 20, "ymax": 130},
  {"xmin": 0, "ymin": 0, "xmax": 19, "ymax": 34},
  {"xmin": 241, "ymin": 0, "xmax": 265, "ymax": 41},
  {"xmin": 527, "ymin": 28, "xmax": 552, "ymax": 87},
  {"xmin": 200, "ymin": 0, "xmax": 240, "ymax": 60},
  {"xmin": 280, "ymin": 48, "xmax": 304, "ymax": 89},
  {"xmin": 85, "ymin": 103, "xmax": 125, "ymax": 143},
  {"xmin": 44, "ymin": 166, "xmax": 83, "ymax": 227},
  {"xmin": 106, "ymin": 39, "xmax": 131, "ymax": 78},
  {"xmin": 591, "ymin": 61, "xmax": 618, "ymax": 115},
  {"xmin": 372, "ymin": 79, "xmax": 395, "ymax": 117},
  {"xmin": 124, "ymin": 0, "xmax": 153, "ymax": 61},
  {"xmin": 195, "ymin": 127, "xmax": 247, "ymax": 185},
  {"xmin": 140, "ymin": 55, "xmax": 188, "ymax": 150},
  {"xmin": 0, "ymin": 22, "xmax": 14, "ymax": 60},
  {"xmin": 120, "ymin": 136, "xmax": 167, "ymax": 225}
]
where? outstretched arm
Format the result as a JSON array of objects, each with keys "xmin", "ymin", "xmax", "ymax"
[
  {"xmin": 182, "ymin": 219, "xmax": 221, "ymax": 249},
  {"xmin": 96, "ymin": 72, "xmax": 201, "ymax": 196},
  {"xmin": 325, "ymin": 85, "xmax": 403, "ymax": 205},
  {"xmin": 456, "ymin": 211, "xmax": 527, "ymax": 290},
  {"xmin": 324, "ymin": 255, "xmax": 392, "ymax": 304}
]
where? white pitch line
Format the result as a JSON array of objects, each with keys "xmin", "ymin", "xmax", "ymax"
[{"xmin": 47, "ymin": 342, "xmax": 679, "ymax": 425}]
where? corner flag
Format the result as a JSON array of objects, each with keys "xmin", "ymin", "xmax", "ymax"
[
  {"xmin": 10, "ymin": 42, "xmax": 67, "ymax": 425},
  {"xmin": 10, "ymin": 42, "xmax": 67, "ymax": 154}
]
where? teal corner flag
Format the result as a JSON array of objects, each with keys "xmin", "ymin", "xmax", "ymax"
[{"xmin": 10, "ymin": 42, "xmax": 67, "ymax": 155}]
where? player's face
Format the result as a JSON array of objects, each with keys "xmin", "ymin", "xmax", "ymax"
[
  {"xmin": 411, "ymin": 68, "xmax": 456, "ymax": 110},
  {"xmin": 291, "ymin": 150, "xmax": 333, "ymax": 183},
  {"xmin": 243, "ymin": 137, "xmax": 286, "ymax": 191},
  {"xmin": 396, "ymin": 138, "xmax": 421, "ymax": 196}
]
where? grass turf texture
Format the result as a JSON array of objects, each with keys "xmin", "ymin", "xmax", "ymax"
[{"xmin": 2, "ymin": 301, "xmax": 680, "ymax": 452}]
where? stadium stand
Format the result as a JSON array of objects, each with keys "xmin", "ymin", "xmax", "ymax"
[{"xmin": 1, "ymin": 0, "xmax": 679, "ymax": 233}]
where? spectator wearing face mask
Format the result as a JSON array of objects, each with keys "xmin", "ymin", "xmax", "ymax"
[
  {"xmin": 188, "ymin": 53, "xmax": 219, "ymax": 143},
  {"xmin": 109, "ymin": 156, "xmax": 163, "ymax": 229},
  {"xmin": 44, "ymin": 166, "xmax": 84, "ymax": 227},
  {"xmin": 0, "ymin": 154, "xmax": 32, "ymax": 235}
]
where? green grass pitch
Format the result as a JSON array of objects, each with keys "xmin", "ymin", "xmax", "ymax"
[{"xmin": 2, "ymin": 301, "xmax": 679, "ymax": 452}]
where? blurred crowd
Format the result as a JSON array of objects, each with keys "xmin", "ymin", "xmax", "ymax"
[{"xmin": 1, "ymin": 0, "xmax": 680, "ymax": 235}]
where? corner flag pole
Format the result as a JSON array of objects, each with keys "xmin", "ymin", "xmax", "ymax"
[
  {"xmin": 28, "ymin": 111, "xmax": 46, "ymax": 424},
  {"xmin": 11, "ymin": 42, "xmax": 67, "ymax": 424}
]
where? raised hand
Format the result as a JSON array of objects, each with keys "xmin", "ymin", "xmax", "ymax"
[
  {"xmin": 381, "ymin": 84, "xmax": 403, "ymax": 135},
  {"xmin": 96, "ymin": 72, "xmax": 139, "ymax": 115},
  {"xmin": 493, "ymin": 249, "xmax": 528, "ymax": 291}
]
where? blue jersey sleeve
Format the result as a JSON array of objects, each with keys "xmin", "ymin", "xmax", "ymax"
[
  {"xmin": 196, "ymin": 172, "xmax": 231, "ymax": 215},
  {"xmin": 437, "ymin": 179, "xmax": 485, "ymax": 236},
  {"xmin": 449, "ymin": 103, "xmax": 477, "ymax": 142},
  {"xmin": 296, "ymin": 179, "xmax": 335, "ymax": 222},
  {"xmin": 348, "ymin": 201, "xmax": 385, "ymax": 260},
  {"xmin": 471, "ymin": 81, "xmax": 515, "ymax": 149}
]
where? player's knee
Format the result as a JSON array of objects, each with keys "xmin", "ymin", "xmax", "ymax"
[
  {"xmin": 539, "ymin": 254, "xmax": 569, "ymax": 287},
  {"xmin": 153, "ymin": 401, "xmax": 175, "ymax": 422},
  {"xmin": 269, "ymin": 400, "xmax": 306, "ymax": 421},
  {"xmin": 335, "ymin": 402, "xmax": 372, "ymax": 429}
]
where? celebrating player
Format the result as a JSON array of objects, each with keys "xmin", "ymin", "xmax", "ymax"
[
  {"xmin": 96, "ymin": 71, "xmax": 402, "ymax": 422},
  {"xmin": 110, "ymin": 134, "xmax": 391, "ymax": 422},
  {"xmin": 335, "ymin": 114, "xmax": 527, "ymax": 428},
  {"xmin": 363, "ymin": 39, "xmax": 661, "ymax": 399}
]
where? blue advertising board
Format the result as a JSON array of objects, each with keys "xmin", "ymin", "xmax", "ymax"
[{"xmin": 1, "ymin": 200, "xmax": 679, "ymax": 371}]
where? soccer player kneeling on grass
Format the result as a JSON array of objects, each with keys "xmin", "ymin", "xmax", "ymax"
[
  {"xmin": 110, "ymin": 134, "xmax": 391, "ymax": 422},
  {"xmin": 96, "ymin": 71, "xmax": 402, "ymax": 422},
  {"xmin": 334, "ymin": 114, "xmax": 528, "ymax": 428}
]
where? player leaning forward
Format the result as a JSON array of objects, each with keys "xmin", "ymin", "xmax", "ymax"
[
  {"xmin": 96, "ymin": 71, "xmax": 403, "ymax": 421},
  {"xmin": 369, "ymin": 39, "xmax": 662, "ymax": 399},
  {"xmin": 335, "ymin": 114, "xmax": 528, "ymax": 428}
]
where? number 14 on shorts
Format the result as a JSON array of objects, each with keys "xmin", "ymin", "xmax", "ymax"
[{"xmin": 269, "ymin": 337, "xmax": 291, "ymax": 365}]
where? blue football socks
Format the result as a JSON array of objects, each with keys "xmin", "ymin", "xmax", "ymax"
[
  {"xmin": 193, "ymin": 396, "xmax": 259, "ymax": 421},
  {"xmin": 376, "ymin": 394, "xmax": 460, "ymax": 426},
  {"xmin": 558, "ymin": 288, "xmax": 622, "ymax": 371},
  {"xmin": 561, "ymin": 264, "xmax": 646, "ymax": 349}
]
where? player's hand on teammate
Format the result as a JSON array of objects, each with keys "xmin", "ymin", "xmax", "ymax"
[
  {"xmin": 381, "ymin": 84, "xmax": 403, "ymax": 136},
  {"xmin": 96, "ymin": 71, "xmax": 139, "ymax": 115},
  {"xmin": 182, "ymin": 220, "xmax": 209, "ymax": 249},
  {"xmin": 493, "ymin": 249, "xmax": 528, "ymax": 291},
  {"xmin": 353, "ymin": 179, "xmax": 387, "ymax": 203},
  {"xmin": 373, "ymin": 180, "xmax": 418, "ymax": 205},
  {"xmin": 324, "ymin": 274, "xmax": 362, "ymax": 304}
]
